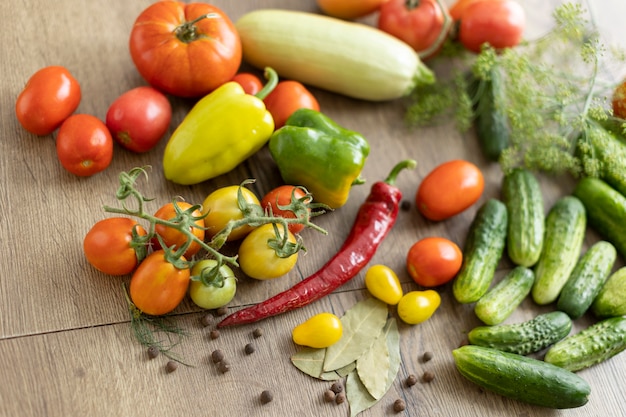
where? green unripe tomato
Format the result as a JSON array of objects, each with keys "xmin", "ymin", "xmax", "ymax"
[
  {"xmin": 292, "ymin": 312, "xmax": 343, "ymax": 349},
  {"xmin": 365, "ymin": 264, "xmax": 403, "ymax": 305},
  {"xmin": 397, "ymin": 290, "xmax": 441, "ymax": 325},
  {"xmin": 189, "ymin": 260, "xmax": 237, "ymax": 310}
]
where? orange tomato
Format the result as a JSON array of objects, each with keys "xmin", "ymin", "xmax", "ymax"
[
  {"xmin": 129, "ymin": 250, "xmax": 190, "ymax": 316},
  {"xmin": 416, "ymin": 159, "xmax": 484, "ymax": 221},
  {"xmin": 406, "ymin": 237, "xmax": 463, "ymax": 287},
  {"xmin": 316, "ymin": 0, "xmax": 389, "ymax": 19},
  {"xmin": 152, "ymin": 201, "xmax": 205, "ymax": 257},
  {"xmin": 457, "ymin": 0, "xmax": 525, "ymax": 53},
  {"xmin": 261, "ymin": 185, "xmax": 310, "ymax": 234},
  {"xmin": 263, "ymin": 81, "xmax": 320, "ymax": 129},
  {"xmin": 231, "ymin": 72, "xmax": 263, "ymax": 95},
  {"xmin": 612, "ymin": 79, "xmax": 626, "ymax": 119}
]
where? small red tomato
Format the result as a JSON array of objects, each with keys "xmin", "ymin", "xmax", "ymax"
[
  {"xmin": 263, "ymin": 81, "xmax": 320, "ymax": 129},
  {"xmin": 458, "ymin": 0, "xmax": 526, "ymax": 53},
  {"xmin": 612, "ymin": 80, "xmax": 626, "ymax": 119},
  {"xmin": 231, "ymin": 72, "xmax": 263, "ymax": 95},
  {"xmin": 416, "ymin": 159, "xmax": 484, "ymax": 221},
  {"xmin": 152, "ymin": 201, "xmax": 205, "ymax": 257},
  {"xmin": 261, "ymin": 185, "xmax": 311, "ymax": 234},
  {"xmin": 448, "ymin": 0, "xmax": 485, "ymax": 20},
  {"xmin": 406, "ymin": 237, "xmax": 463, "ymax": 287},
  {"xmin": 83, "ymin": 217, "xmax": 147, "ymax": 276},
  {"xmin": 56, "ymin": 114, "xmax": 114, "ymax": 176},
  {"xmin": 377, "ymin": 0, "xmax": 450, "ymax": 59},
  {"xmin": 106, "ymin": 86, "xmax": 171, "ymax": 153},
  {"xmin": 16, "ymin": 66, "xmax": 81, "ymax": 136}
]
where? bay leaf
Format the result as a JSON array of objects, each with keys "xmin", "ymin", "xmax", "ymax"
[
  {"xmin": 290, "ymin": 346, "xmax": 326, "ymax": 379},
  {"xmin": 320, "ymin": 361, "xmax": 357, "ymax": 381},
  {"xmin": 346, "ymin": 369, "xmax": 376, "ymax": 417},
  {"xmin": 356, "ymin": 320, "xmax": 391, "ymax": 399},
  {"xmin": 323, "ymin": 297, "xmax": 388, "ymax": 372}
]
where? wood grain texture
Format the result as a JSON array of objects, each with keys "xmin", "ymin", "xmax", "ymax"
[{"xmin": 2, "ymin": 0, "xmax": 626, "ymax": 416}]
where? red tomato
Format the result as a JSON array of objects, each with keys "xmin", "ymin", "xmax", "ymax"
[
  {"xmin": 56, "ymin": 114, "xmax": 113, "ymax": 177},
  {"xmin": 231, "ymin": 72, "xmax": 263, "ymax": 95},
  {"xmin": 263, "ymin": 81, "xmax": 320, "ymax": 129},
  {"xmin": 15, "ymin": 66, "xmax": 81, "ymax": 136},
  {"xmin": 152, "ymin": 201, "xmax": 205, "ymax": 257},
  {"xmin": 377, "ymin": 0, "xmax": 451, "ymax": 59},
  {"xmin": 129, "ymin": 250, "xmax": 191, "ymax": 316},
  {"xmin": 316, "ymin": 0, "xmax": 389, "ymax": 19},
  {"xmin": 416, "ymin": 159, "xmax": 484, "ymax": 221},
  {"xmin": 406, "ymin": 237, "xmax": 463, "ymax": 287},
  {"xmin": 458, "ymin": 0, "xmax": 526, "ymax": 53},
  {"xmin": 448, "ymin": 0, "xmax": 484, "ymax": 20},
  {"xmin": 261, "ymin": 185, "xmax": 311, "ymax": 234},
  {"xmin": 83, "ymin": 217, "xmax": 147, "ymax": 276},
  {"xmin": 612, "ymin": 80, "xmax": 626, "ymax": 119},
  {"xmin": 129, "ymin": 1, "xmax": 242, "ymax": 98},
  {"xmin": 105, "ymin": 86, "xmax": 172, "ymax": 153}
]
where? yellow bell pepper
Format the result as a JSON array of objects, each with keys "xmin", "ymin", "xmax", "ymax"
[{"xmin": 163, "ymin": 68, "xmax": 277, "ymax": 185}]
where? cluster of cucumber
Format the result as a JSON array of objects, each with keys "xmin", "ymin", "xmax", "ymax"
[{"xmin": 452, "ymin": 168, "xmax": 626, "ymax": 409}]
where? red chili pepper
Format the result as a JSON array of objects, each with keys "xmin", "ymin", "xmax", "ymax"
[{"xmin": 218, "ymin": 159, "xmax": 416, "ymax": 327}]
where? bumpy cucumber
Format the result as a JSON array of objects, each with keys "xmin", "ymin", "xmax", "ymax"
[
  {"xmin": 468, "ymin": 311, "xmax": 572, "ymax": 355},
  {"xmin": 532, "ymin": 196, "xmax": 586, "ymax": 305},
  {"xmin": 453, "ymin": 199, "xmax": 508, "ymax": 304},
  {"xmin": 573, "ymin": 176, "xmax": 626, "ymax": 259},
  {"xmin": 557, "ymin": 241, "xmax": 616, "ymax": 319},
  {"xmin": 474, "ymin": 266, "xmax": 534, "ymax": 325},
  {"xmin": 453, "ymin": 345, "xmax": 590, "ymax": 409},
  {"xmin": 502, "ymin": 168, "xmax": 544, "ymax": 267},
  {"xmin": 591, "ymin": 266, "xmax": 626, "ymax": 318},
  {"xmin": 544, "ymin": 316, "xmax": 626, "ymax": 372}
]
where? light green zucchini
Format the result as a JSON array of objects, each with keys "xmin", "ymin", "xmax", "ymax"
[
  {"xmin": 474, "ymin": 266, "xmax": 534, "ymax": 325},
  {"xmin": 235, "ymin": 9, "xmax": 435, "ymax": 101}
]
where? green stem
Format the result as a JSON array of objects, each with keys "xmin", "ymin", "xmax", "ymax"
[
  {"xmin": 417, "ymin": 0, "xmax": 452, "ymax": 60},
  {"xmin": 255, "ymin": 67, "xmax": 278, "ymax": 100},
  {"xmin": 174, "ymin": 13, "xmax": 219, "ymax": 43},
  {"xmin": 384, "ymin": 160, "xmax": 417, "ymax": 185}
]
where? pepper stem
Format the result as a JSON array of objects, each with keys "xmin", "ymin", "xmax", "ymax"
[
  {"xmin": 255, "ymin": 67, "xmax": 279, "ymax": 100},
  {"xmin": 384, "ymin": 159, "xmax": 417, "ymax": 185}
]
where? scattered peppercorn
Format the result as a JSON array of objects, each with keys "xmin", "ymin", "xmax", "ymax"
[
  {"xmin": 211, "ymin": 349, "xmax": 225, "ymax": 364},
  {"xmin": 252, "ymin": 328, "xmax": 263, "ymax": 338},
  {"xmin": 422, "ymin": 351, "xmax": 434, "ymax": 363},
  {"xmin": 335, "ymin": 392, "xmax": 346, "ymax": 405},
  {"xmin": 215, "ymin": 306, "xmax": 228, "ymax": 316},
  {"xmin": 218, "ymin": 361, "xmax": 231, "ymax": 374},
  {"xmin": 330, "ymin": 382, "xmax": 343, "ymax": 394},
  {"xmin": 147, "ymin": 346, "xmax": 159, "ymax": 360},
  {"xmin": 200, "ymin": 314, "xmax": 212, "ymax": 327},
  {"xmin": 260, "ymin": 390, "xmax": 273, "ymax": 404},
  {"xmin": 400, "ymin": 200, "xmax": 411, "ymax": 211},
  {"xmin": 422, "ymin": 371, "xmax": 435, "ymax": 383},
  {"xmin": 165, "ymin": 361, "xmax": 178, "ymax": 373},
  {"xmin": 209, "ymin": 329, "xmax": 220, "ymax": 340},
  {"xmin": 393, "ymin": 399, "xmax": 406, "ymax": 412},
  {"xmin": 244, "ymin": 343, "xmax": 255, "ymax": 355},
  {"xmin": 405, "ymin": 374, "xmax": 418, "ymax": 387},
  {"xmin": 323, "ymin": 389, "xmax": 336, "ymax": 402}
]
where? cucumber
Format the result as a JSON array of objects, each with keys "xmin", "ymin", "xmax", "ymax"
[
  {"xmin": 468, "ymin": 311, "xmax": 572, "ymax": 355},
  {"xmin": 502, "ymin": 168, "xmax": 544, "ymax": 267},
  {"xmin": 532, "ymin": 196, "xmax": 586, "ymax": 305},
  {"xmin": 453, "ymin": 199, "xmax": 508, "ymax": 304},
  {"xmin": 573, "ymin": 176, "xmax": 626, "ymax": 259},
  {"xmin": 474, "ymin": 266, "xmax": 534, "ymax": 325},
  {"xmin": 235, "ymin": 10, "xmax": 435, "ymax": 101},
  {"xmin": 453, "ymin": 345, "xmax": 590, "ymax": 409},
  {"xmin": 557, "ymin": 241, "xmax": 616, "ymax": 319},
  {"xmin": 544, "ymin": 316, "xmax": 626, "ymax": 372},
  {"xmin": 591, "ymin": 266, "xmax": 626, "ymax": 318}
]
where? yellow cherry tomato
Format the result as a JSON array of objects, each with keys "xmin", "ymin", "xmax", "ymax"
[
  {"xmin": 397, "ymin": 290, "xmax": 441, "ymax": 325},
  {"xmin": 364, "ymin": 264, "xmax": 403, "ymax": 305},
  {"xmin": 238, "ymin": 223, "xmax": 299, "ymax": 280},
  {"xmin": 292, "ymin": 312, "xmax": 343, "ymax": 348},
  {"xmin": 201, "ymin": 185, "xmax": 261, "ymax": 241}
]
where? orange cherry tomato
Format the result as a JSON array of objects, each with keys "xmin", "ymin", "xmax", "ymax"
[
  {"xmin": 316, "ymin": 0, "xmax": 390, "ymax": 19},
  {"xmin": 83, "ymin": 217, "xmax": 147, "ymax": 276},
  {"xmin": 129, "ymin": 250, "xmax": 191, "ymax": 316},
  {"xmin": 416, "ymin": 159, "xmax": 484, "ymax": 221},
  {"xmin": 16, "ymin": 66, "xmax": 81, "ymax": 136},
  {"xmin": 152, "ymin": 201, "xmax": 205, "ymax": 257},
  {"xmin": 458, "ymin": 0, "xmax": 526, "ymax": 53},
  {"xmin": 231, "ymin": 72, "xmax": 263, "ymax": 95},
  {"xmin": 55, "ymin": 114, "xmax": 113, "ymax": 177},
  {"xmin": 261, "ymin": 185, "xmax": 311, "ymax": 234},
  {"xmin": 263, "ymin": 81, "xmax": 320, "ymax": 129},
  {"xmin": 129, "ymin": 1, "xmax": 241, "ymax": 98},
  {"xmin": 406, "ymin": 237, "xmax": 463, "ymax": 287}
]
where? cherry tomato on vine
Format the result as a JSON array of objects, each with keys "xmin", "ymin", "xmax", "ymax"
[
  {"xmin": 83, "ymin": 217, "xmax": 147, "ymax": 276},
  {"xmin": 457, "ymin": 0, "xmax": 526, "ymax": 53},
  {"xmin": 129, "ymin": 1, "xmax": 241, "ymax": 98},
  {"xmin": 365, "ymin": 264, "xmax": 403, "ymax": 305},
  {"xmin": 406, "ymin": 237, "xmax": 463, "ymax": 287},
  {"xmin": 56, "ymin": 114, "xmax": 113, "ymax": 177},
  {"xmin": 231, "ymin": 72, "xmax": 263, "ymax": 95},
  {"xmin": 152, "ymin": 201, "xmax": 205, "ymax": 257},
  {"xmin": 238, "ymin": 223, "xmax": 299, "ymax": 280},
  {"xmin": 397, "ymin": 290, "xmax": 441, "ymax": 325},
  {"xmin": 377, "ymin": 0, "xmax": 451, "ymax": 59},
  {"xmin": 261, "ymin": 185, "xmax": 310, "ymax": 234},
  {"xmin": 189, "ymin": 259, "xmax": 237, "ymax": 310},
  {"xmin": 129, "ymin": 250, "xmax": 190, "ymax": 316},
  {"xmin": 416, "ymin": 159, "xmax": 484, "ymax": 221},
  {"xmin": 263, "ymin": 81, "xmax": 320, "ymax": 129},
  {"xmin": 292, "ymin": 312, "xmax": 343, "ymax": 349},
  {"xmin": 201, "ymin": 185, "xmax": 261, "ymax": 241},
  {"xmin": 612, "ymin": 79, "xmax": 626, "ymax": 119},
  {"xmin": 105, "ymin": 86, "xmax": 172, "ymax": 153},
  {"xmin": 316, "ymin": 0, "xmax": 389, "ymax": 19}
]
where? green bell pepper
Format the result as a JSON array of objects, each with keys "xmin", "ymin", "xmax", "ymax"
[{"xmin": 268, "ymin": 108, "xmax": 370, "ymax": 209}]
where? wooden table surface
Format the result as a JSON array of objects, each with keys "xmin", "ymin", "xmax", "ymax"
[{"xmin": 2, "ymin": 1, "xmax": 625, "ymax": 416}]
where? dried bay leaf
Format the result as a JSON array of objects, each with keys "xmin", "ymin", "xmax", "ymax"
[
  {"xmin": 291, "ymin": 346, "xmax": 325, "ymax": 379},
  {"xmin": 356, "ymin": 318, "xmax": 392, "ymax": 399},
  {"xmin": 323, "ymin": 297, "xmax": 388, "ymax": 372},
  {"xmin": 320, "ymin": 361, "xmax": 356, "ymax": 381},
  {"xmin": 346, "ymin": 369, "xmax": 376, "ymax": 417}
]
